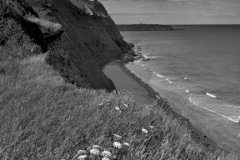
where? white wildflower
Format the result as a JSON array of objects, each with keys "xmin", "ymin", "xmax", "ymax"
[
  {"xmin": 115, "ymin": 106, "xmax": 120, "ymax": 111},
  {"xmin": 77, "ymin": 150, "xmax": 87, "ymax": 155},
  {"xmin": 123, "ymin": 142, "xmax": 130, "ymax": 146},
  {"xmin": 78, "ymin": 155, "xmax": 87, "ymax": 160},
  {"xmin": 149, "ymin": 126, "xmax": 154, "ymax": 129},
  {"xmin": 102, "ymin": 157, "xmax": 110, "ymax": 160},
  {"xmin": 113, "ymin": 142, "xmax": 122, "ymax": 148},
  {"xmin": 238, "ymin": 134, "xmax": 240, "ymax": 138},
  {"xmin": 113, "ymin": 134, "xmax": 122, "ymax": 139},
  {"xmin": 141, "ymin": 128, "xmax": 148, "ymax": 134},
  {"xmin": 90, "ymin": 148, "xmax": 100, "ymax": 155},
  {"xmin": 101, "ymin": 150, "xmax": 112, "ymax": 157},
  {"xmin": 92, "ymin": 145, "xmax": 101, "ymax": 149},
  {"xmin": 156, "ymin": 95, "xmax": 161, "ymax": 99}
]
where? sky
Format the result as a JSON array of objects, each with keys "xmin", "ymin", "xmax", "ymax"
[{"xmin": 98, "ymin": 0, "xmax": 240, "ymax": 24}]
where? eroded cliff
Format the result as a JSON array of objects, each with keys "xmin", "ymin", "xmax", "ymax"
[{"xmin": 1, "ymin": 0, "xmax": 131, "ymax": 91}]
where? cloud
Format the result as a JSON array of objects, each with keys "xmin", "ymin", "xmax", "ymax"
[
  {"xmin": 197, "ymin": 12, "xmax": 237, "ymax": 17},
  {"xmin": 187, "ymin": 2, "xmax": 197, "ymax": 5},
  {"xmin": 137, "ymin": 4, "xmax": 158, "ymax": 7},
  {"xmin": 210, "ymin": 1, "xmax": 217, "ymax": 4}
]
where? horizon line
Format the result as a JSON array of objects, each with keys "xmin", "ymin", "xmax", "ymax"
[{"xmin": 116, "ymin": 23, "xmax": 240, "ymax": 25}]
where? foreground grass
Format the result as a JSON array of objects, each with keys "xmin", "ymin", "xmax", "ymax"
[{"xmin": 0, "ymin": 53, "xmax": 237, "ymax": 160}]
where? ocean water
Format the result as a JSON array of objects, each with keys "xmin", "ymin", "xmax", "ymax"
[{"xmin": 121, "ymin": 25, "xmax": 240, "ymax": 152}]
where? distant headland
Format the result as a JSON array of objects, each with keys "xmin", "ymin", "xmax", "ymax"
[{"xmin": 117, "ymin": 24, "xmax": 185, "ymax": 31}]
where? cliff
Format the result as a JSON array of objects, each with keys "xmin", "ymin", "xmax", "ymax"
[
  {"xmin": 1, "ymin": 0, "xmax": 131, "ymax": 91},
  {"xmin": 117, "ymin": 24, "xmax": 175, "ymax": 31}
]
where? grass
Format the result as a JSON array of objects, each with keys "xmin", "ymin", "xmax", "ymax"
[{"xmin": 0, "ymin": 51, "xmax": 237, "ymax": 159}]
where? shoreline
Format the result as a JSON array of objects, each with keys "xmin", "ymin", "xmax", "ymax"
[
  {"xmin": 104, "ymin": 62, "xmax": 219, "ymax": 152},
  {"xmin": 120, "ymin": 63, "xmax": 219, "ymax": 150}
]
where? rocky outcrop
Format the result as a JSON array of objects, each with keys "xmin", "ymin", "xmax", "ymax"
[{"xmin": 1, "ymin": 0, "xmax": 132, "ymax": 91}]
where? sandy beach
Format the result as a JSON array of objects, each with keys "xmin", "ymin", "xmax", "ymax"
[
  {"xmin": 103, "ymin": 63, "xmax": 221, "ymax": 153},
  {"xmin": 103, "ymin": 64, "xmax": 154, "ymax": 105}
]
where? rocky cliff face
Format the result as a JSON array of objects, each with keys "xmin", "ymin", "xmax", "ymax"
[{"xmin": 1, "ymin": 0, "xmax": 131, "ymax": 91}]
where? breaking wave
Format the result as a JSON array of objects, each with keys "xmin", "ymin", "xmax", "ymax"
[{"xmin": 189, "ymin": 94, "xmax": 240, "ymax": 123}]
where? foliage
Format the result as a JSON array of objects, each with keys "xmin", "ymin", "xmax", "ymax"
[
  {"xmin": 0, "ymin": 18, "xmax": 41, "ymax": 60},
  {"xmin": 0, "ymin": 53, "xmax": 237, "ymax": 160}
]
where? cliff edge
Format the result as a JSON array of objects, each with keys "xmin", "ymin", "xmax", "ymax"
[{"xmin": 1, "ymin": 0, "xmax": 131, "ymax": 91}]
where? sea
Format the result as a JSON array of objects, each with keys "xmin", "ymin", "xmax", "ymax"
[{"xmin": 121, "ymin": 25, "xmax": 240, "ymax": 153}]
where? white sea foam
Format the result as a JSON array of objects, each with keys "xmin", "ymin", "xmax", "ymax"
[
  {"xmin": 168, "ymin": 81, "xmax": 173, "ymax": 84},
  {"xmin": 156, "ymin": 74, "xmax": 164, "ymax": 78},
  {"xmin": 144, "ymin": 55, "xmax": 159, "ymax": 59},
  {"xmin": 143, "ymin": 53, "xmax": 159, "ymax": 59},
  {"xmin": 150, "ymin": 56, "xmax": 159, "ymax": 58},
  {"xmin": 143, "ymin": 55, "xmax": 148, "ymax": 58},
  {"xmin": 134, "ymin": 60, "xmax": 141, "ymax": 63},
  {"xmin": 166, "ymin": 79, "xmax": 173, "ymax": 84},
  {"xmin": 189, "ymin": 95, "xmax": 240, "ymax": 123},
  {"xmin": 206, "ymin": 92, "xmax": 217, "ymax": 98},
  {"xmin": 221, "ymin": 116, "xmax": 240, "ymax": 123}
]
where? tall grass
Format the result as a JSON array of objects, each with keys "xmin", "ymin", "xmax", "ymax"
[
  {"xmin": 0, "ymin": 18, "xmax": 41, "ymax": 60},
  {"xmin": 0, "ymin": 52, "xmax": 237, "ymax": 160}
]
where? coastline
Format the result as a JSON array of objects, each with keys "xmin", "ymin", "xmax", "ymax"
[{"xmin": 103, "ymin": 62, "xmax": 219, "ymax": 152}]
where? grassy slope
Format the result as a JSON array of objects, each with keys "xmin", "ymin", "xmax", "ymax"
[
  {"xmin": 0, "ymin": 53, "xmax": 237, "ymax": 159},
  {"xmin": 0, "ymin": 0, "xmax": 237, "ymax": 159}
]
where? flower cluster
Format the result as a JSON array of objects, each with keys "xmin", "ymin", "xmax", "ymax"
[{"xmin": 74, "ymin": 144, "xmax": 112, "ymax": 160}]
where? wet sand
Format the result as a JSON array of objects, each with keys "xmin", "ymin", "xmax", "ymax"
[
  {"xmin": 103, "ymin": 63, "xmax": 221, "ymax": 153},
  {"xmin": 103, "ymin": 64, "xmax": 154, "ymax": 105}
]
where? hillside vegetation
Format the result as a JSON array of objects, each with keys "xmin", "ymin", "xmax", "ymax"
[
  {"xmin": 0, "ymin": 53, "xmax": 237, "ymax": 160},
  {"xmin": 0, "ymin": 0, "xmax": 238, "ymax": 159}
]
